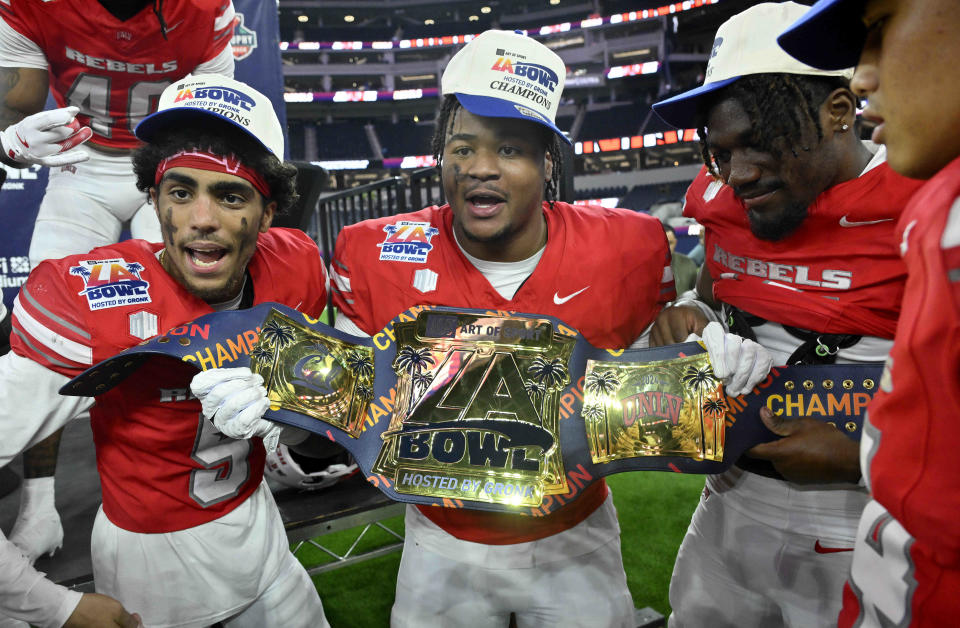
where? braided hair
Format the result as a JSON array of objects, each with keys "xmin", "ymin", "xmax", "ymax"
[
  {"xmin": 431, "ymin": 95, "xmax": 564, "ymax": 207},
  {"xmin": 697, "ymin": 73, "xmax": 850, "ymax": 177}
]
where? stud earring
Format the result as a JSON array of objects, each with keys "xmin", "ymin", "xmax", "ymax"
[{"xmin": 841, "ymin": 123, "xmax": 849, "ymax": 131}]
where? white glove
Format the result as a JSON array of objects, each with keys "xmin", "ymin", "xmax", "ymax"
[
  {"xmin": 687, "ymin": 321, "xmax": 773, "ymax": 397},
  {"xmin": 190, "ymin": 367, "xmax": 282, "ymax": 452},
  {"xmin": 0, "ymin": 106, "xmax": 92, "ymax": 167}
]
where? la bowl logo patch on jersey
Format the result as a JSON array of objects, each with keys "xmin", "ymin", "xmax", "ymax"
[
  {"xmin": 231, "ymin": 13, "xmax": 259, "ymax": 62},
  {"xmin": 378, "ymin": 221, "xmax": 440, "ymax": 263},
  {"xmin": 69, "ymin": 258, "xmax": 152, "ymax": 311}
]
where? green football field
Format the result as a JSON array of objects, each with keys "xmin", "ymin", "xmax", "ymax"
[{"xmin": 295, "ymin": 471, "xmax": 705, "ymax": 627}]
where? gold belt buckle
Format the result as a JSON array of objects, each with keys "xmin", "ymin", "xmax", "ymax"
[
  {"xmin": 372, "ymin": 310, "xmax": 574, "ymax": 507},
  {"xmin": 583, "ymin": 353, "xmax": 725, "ymax": 463},
  {"xmin": 250, "ymin": 309, "xmax": 374, "ymax": 438}
]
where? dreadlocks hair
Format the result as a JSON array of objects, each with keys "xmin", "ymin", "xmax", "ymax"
[
  {"xmin": 132, "ymin": 119, "xmax": 300, "ymax": 214},
  {"xmin": 696, "ymin": 73, "xmax": 851, "ymax": 178},
  {"xmin": 431, "ymin": 95, "xmax": 565, "ymax": 207}
]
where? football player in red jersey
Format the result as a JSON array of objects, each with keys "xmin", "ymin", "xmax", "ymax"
[
  {"xmin": 193, "ymin": 28, "xmax": 772, "ymax": 628},
  {"xmin": 779, "ymin": 1, "xmax": 960, "ymax": 625},
  {"xmin": 0, "ymin": 0, "xmax": 236, "ymax": 564},
  {"xmin": 0, "ymin": 75, "xmax": 330, "ymax": 628},
  {"xmin": 649, "ymin": 3, "xmax": 925, "ymax": 627}
]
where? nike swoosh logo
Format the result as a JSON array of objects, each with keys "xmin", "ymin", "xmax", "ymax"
[
  {"xmin": 814, "ymin": 540, "xmax": 854, "ymax": 554},
  {"xmin": 553, "ymin": 286, "xmax": 589, "ymax": 305},
  {"xmin": 839, "ymin": 215, "xmax": 894, "ymax": 228}
]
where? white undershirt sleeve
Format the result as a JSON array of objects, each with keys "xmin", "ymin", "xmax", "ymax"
[
  {"xmin": 334, "ymin": 314, "xmax": 369, "ymax": 337},
  {"xmin": 0, "ymin": 526, "xmax": 81, "ymax": 628},
  {"xmin": 193, "ymin": 43, "xmax": 235, "ymax": 79},
  {"xmin": 0, "ymin": 356, "xmax": 89, "ymax": 625},
  {"xmin": 0, "ymin": 17, "xmax": 47, "ymax": 69},
  {"xmin": 0, "ymin": 352, "xmax": 93, "ymax": 469}
]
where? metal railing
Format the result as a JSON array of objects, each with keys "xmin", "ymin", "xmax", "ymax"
[{"xmin": 307, "ymin": 167, "xmax": 442, "ymax": 320}]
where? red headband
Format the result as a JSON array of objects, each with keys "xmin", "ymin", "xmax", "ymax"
[{"xmin": 155, "ymin": 150, "xmax": 271, "ymax": 199}]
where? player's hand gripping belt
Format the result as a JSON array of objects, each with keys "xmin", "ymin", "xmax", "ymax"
[
  {"xmin": 191, "ymin": 367, "xmax": 283, "ymax": 452},
  {"xmin": 0, "ymin": 106, "xmax": 93, "ymax": 167},
  {"xmin": 688, "ymin": 321, "xmax": 774, "ymax": 397}
]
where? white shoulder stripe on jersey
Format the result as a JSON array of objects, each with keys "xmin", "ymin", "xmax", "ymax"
[
  {"xmin": 661, "ymin": 266, "xmax": 674, "ymax": 283},
  {"xmin": 13, "ymin": 295, "xmax": 92, "ymax": 365},
  {"xmin": 194, "ymin": 39, "xmax": 235, "ymax": 77},
  {"xmin": 22, "ymin": 285, "xmax": 91, "ymax": 339},
  {"xmin": 941, "ymin": 197, "xmax": 960, "ymax": 249},
  {"xmin": 330, "ymin": 269, "xmax": 351, "ymax": 293},
  {"xmin": 0, "ymin": 13, "xmax": 47, "ymax": 70},
  {"xmin": 10, "ymin": 328, "xmax": 75, "ymax": 370},
  {"xmin": 214, "ymin": 1, "xmax": 236, "ymax": 31}
]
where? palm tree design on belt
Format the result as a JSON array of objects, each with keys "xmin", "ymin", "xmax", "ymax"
[
  {"xmin": 394, "ymin": 346, "xmax": 436, "ymax": 407},
  {"xmin": 251, "ymin": 344, "xmax": 272, "ymax": 363},
  {"xmin": 524, "ymin": 380, "xmax": 546, "ymax": 406},
  {"xmin": 345, "ymin": 351, "xmax": 374, "ymax": 379},
  {"xmin": 250, "ymin": 344, "xmax": 273, "ymax": 386},
  {"xmin": 260, "ymin": 320, "xmax": 297, "ymax": 393},
  {"xmin": 681, "ymin": 364, "xmax": 718, "ymax": 456},
  {"xmin": 585, "ymin": 370, "xmax": 622, "ymax": 458},
  {"xmin": 702, "ymin": 398, "xmax": 726, "ymax": 418},
  {"xmin": 527, "ymin": 356, "xmax": 568, "ymax": 390},
  {"xmin": 356, "ymin": 382, "xmax": 374, "ymax": 402}
]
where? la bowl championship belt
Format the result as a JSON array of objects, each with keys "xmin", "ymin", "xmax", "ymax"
[{"xmin": 63, "ymin": 303, "xmax": 881, "ymax": 515}]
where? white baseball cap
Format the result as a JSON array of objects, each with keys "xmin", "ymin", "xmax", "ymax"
[
  {"xmin": 135, "ymin": 74, "xmax": 284, "ymax": 158},
  {"xmin": 652, "ymin": 2, "xmax": 854, "ymax": 128},
  {"xmin": 442, "ymin": 29, "xmax": 572, "ymax": 145}
]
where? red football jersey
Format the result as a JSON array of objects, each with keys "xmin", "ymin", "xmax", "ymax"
[
  {"xmin": 11, "ymin": 229, "xmax": 327, "ymax": 533},
  {"xmin": 332, "ymin": 201, "xmax": 674, "ymax": 544},
  {"xmin": 684, "ymin": 163, "xmax": 923, "ymax": 337},
  {"xmin": 0, "ymin": 0, "xmax": 235, "ymax": 149},
  {"xmin": 863, "ymin": 154, "xmax": 960, "ymax": 561},
  {"xmin": 839, "ymin": 156, "xmax": 960, "ymax": 626}
]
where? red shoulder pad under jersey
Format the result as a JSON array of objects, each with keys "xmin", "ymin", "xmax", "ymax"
[
  {"xmin": 10, "ymin": 257, "xmax": 95, "ymax": 377},
  {"xmin": 0, "ymin": 0, "xmax": 236, "ymax": 149},
  {"xmin": 249, "ymin": 228, "xmax": 328, "ymax": 317},
  {"xmin": 863, "ymin": 156, "xmax": 960, "ymax": 564}
]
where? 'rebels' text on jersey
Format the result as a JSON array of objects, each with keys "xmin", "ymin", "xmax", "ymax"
[{"xmin": 684, "ymin": 162, "xmax": 924, "ymax": 338}]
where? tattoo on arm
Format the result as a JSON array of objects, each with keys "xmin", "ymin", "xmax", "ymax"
[
  {"xmin": 0, "ymin": 66, "xmax": 48, "ymax": 128},
  {"xmin": 0, "ymin": 67, "xmax": 24, "ymax": 128}
]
